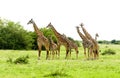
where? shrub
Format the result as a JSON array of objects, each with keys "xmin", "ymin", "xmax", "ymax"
[
  {"xmin": 101, "ymin": 49, "xmax": 116, "ymax": 55},
  {"xmin": 6, "ymin": 55, "xmax": 29, "ymax": 64},
  {"xmin": 6, "ymin": 57, "xmax": 13, "ymax": 63},
  {"xmin": 13, "ymin": 55, "xmax": 29, "ymax": 64},
  {"xmin": 14, "ymin": 56, "xmax": 28, "ymax": 64},
  {"xmin": 44, "ymin": 67, "xmax": 70, "ymax": 77}
]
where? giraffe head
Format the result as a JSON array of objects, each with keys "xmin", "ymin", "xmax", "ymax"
[
  {"xmin": 76, "ymin": 26, "xmax": 80, "ymax": 30},
  {"xmin": 80, "ymin": 23, "xmax": 84, "ymax": 27},
  {"xmin": 62, "ymin": 33, "xmax": 67, "ymax": 39},
  {"xmin": 46, "ymin": 22, "xmax": 53, "ymax": 28},
  {"xmin": 76, "ymin": 26, "xmax": 80, "ymax": 32},
  {"xmin": 95, "ymin": 33, "xmax": 99, "ymax": 37},
  {"xmin": 27, "ymin": 19, "xmax": 34, "ymax": 25}
]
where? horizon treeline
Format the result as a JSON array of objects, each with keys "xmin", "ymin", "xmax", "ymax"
[{"xmin": 0, "ymin": 18, "xmax": 119, "ymax": 50}]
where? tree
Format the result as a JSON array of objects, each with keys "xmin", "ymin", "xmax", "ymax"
[
  {"xmin": 0, "ymin": 18, "xmax": 34, "ymax": 49},
  {"xmin": 40, "ymin": 28, "xmax": 57, "ymax": 43},
  {"xmin": 111, "ymin": 39, "xmax": 116, "ymax": 44}
]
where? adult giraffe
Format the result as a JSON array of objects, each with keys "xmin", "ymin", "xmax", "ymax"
[
  {"xmin": 80, "ymin": 23, "xmax": 99, "ymax": 59},
  {"xmin": 46, "ymin": 22, "xmax": 70, "ymax": 59},
  {"xmin": 76, "ymin": 26, "xmax": 93, "ymax": 59},
  {"xmin": 27, "ymin": 19, "xmax": 50, "ymax": 60}
]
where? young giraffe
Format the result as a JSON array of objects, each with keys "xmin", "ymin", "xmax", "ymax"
[
  {"xmin": 27, "ymin": 19, "xmax": 50, "ymax": 60},
  {"xmin": 48, "ymin": 35, "xmax": 58, "ymax": 59},
  {"xmin": 46, "ymin": 22, "xmax": 70, "ymax": 59},
  {"xmin": 80, "ymin": 23, "xmax": 99, "ymax": 59},
  {"xmin": 62, "ymin": 34, "xmax": 79, "ymax": 59},
  {"xmin": 76, "ymin": 26, "xmax": 93, "ymax": 59}
]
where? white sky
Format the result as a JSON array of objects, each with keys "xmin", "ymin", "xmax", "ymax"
[{"xmin": 0, "ymin": 0, "xmax": 120, "ymax": 40}]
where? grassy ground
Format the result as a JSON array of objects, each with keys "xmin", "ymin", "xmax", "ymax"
[{"xmin": 0, "ymin": 44, "xmax": 120, "ymax": 78}]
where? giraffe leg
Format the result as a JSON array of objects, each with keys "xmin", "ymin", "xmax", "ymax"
[
  {"xmin": 93, "ymin": 53, "xmax": 96, "ymax": 60},
  {"xmin": 55, "ymin": 50, "xmax": 57, "ymax": 58},
  {"xmin": 46, "ymin": 50, "xmax": 49, "ymax": 60},
  {"xmin": 65, "ymin": 47, "xmax": 69, "ymax": 59},
  {"xmin": 37, "ymin": 45, "xmax": 42, "ymax": 60},
  {"xmin": 57, "ymin": 45, "xmax": 60, "ymax": 59},
  {"xmin": 46, "ymin": 48, "xmax": 50, "ymax": 60},
  {"xmin": 90, "ymin": 48, "xmax": 93, "ymax": 60},
  {"xmin": 65, "ymin": 48, "xmax": 68, "ymax": 59},
  {"xmin": 45, "ymin": 43, "xmax": 50, "ymax": 60},
  {"xmin": 95, "ymin": 49, "xmax": 99, "ymax": 59},
  {"xmin": 97, "ymin": 50, "xmax": 99, "ymax": 59},
  {"xmin": 49, "ymin": 51, "xmax": 52, "ymax": 59},
  {"xmin": 52, "ymin": 50, "xmax": 55, "ymax": 60},
  {"xmin": 75, "ymin": 49, "xmax": 79, "ymax": 59},
  {"xmin": 65, "ymin": 50, "xmax": 69, "ymax": 59},
  {"xmin": 76, "ymin": 51, "xmax": 79, "ymax": 59},
  {"xmin": 38, "ymin": 43, "xmax": 42, "ymax": 60},
  {"xmin": 37, "ymin": 39, "xmax": 42, "ymax": 60},
  {"xmin": 87, "ymin": 48, "xmax": 90, "ymax": 60},
  {"xmin": 84, "ymin": 48, "xmax": 87, "ymax": 60},
  {"xmin": 38, "ymin": 50, "xmax": 41, "ymax": 60},
  {"xmin": 94, "ymin": 49, "xmax": 99, "ymax": 60},
  {"xmin": 69, "ymin": 49, "xmax": 71, "ymax": 59},
  {"xmin": 94, "ymin": 51, "xmax": 96, "ymax": 60}
]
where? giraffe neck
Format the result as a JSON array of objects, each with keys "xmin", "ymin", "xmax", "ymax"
[
  {"xmin": 95, "ymin": 36, "xmax": 97, "ymax": 41},
  {"xmin": 50, "ymin": 26, "xmax": 62, "ymax": 39},
  {"xmin": 33, "ymin": 22, "xmax": 43, "ymax": 36},
  {"xmin": 49, "ymin": 37, "xmax": 53, "ymax": 44},
  {"xmin": 81, "ymin": 26, "xmax": 99, "ymax": 47},
  {"xmin": 76, "ymin": 28, "xmax": 88, "ymax": 41},
  {"xmin": 81, "ymin": 26, "xmax": 93, "ymax": 40}
]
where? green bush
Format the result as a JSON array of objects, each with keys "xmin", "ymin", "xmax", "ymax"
[
  {"xmin": 0, "ymin": 18, "xmax": 34, "ymax": 50},
  {"xmin": 44, "ymin": 68, "xmax": 69, "ymax": 77},
  {"xmin": 14, "ymin": 56, "xmax": 29, "ymax": 64},
  {"xmin": 6, "ymin": 55, "xmax": 29, "ymax": 64},
  {"xmin": 101, "ymin": 49, "xmax": 116, "ymax": 55}
]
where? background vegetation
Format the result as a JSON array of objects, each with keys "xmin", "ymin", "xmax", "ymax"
[
  {"xmin": 0, "ymin": 18, "xmax": 119, "ymax": 50},
  {"xmin": 0, "ymin": 18, "xmax": 80, "ymax": 50}
]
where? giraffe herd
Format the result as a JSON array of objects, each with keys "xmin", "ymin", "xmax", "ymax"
[{"xmin": 27, "ymin": 19, "xmax": 99, "ymax": 60}]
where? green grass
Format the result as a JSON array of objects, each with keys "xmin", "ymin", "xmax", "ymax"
[{"xmin": 0, "ymin": 45, "xmax": 120, "ymax": 78}]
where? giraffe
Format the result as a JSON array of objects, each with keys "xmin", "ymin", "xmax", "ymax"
[
  {"xmin": 48, "ymin": 35, "xmax": 58, "ymax": 59},
  {"xmin": 95, "ymin": 33, "xmax": 99, "ymax": 41},
  {"xmin": 76, "ymin": 26, "xmax": 93, "ymax": 59},
  {"xmin": 62, "ymin": 34, "xmax": 79, "ymax": 59},
  {"xmin": 27, "ymin": 19, "xmax": 50, "ymax": 60},
  {"xmin": 46, "ymin": 22, "xmax": 70, "ymax": 59},
  {"xmin": 80, "ymin": 23, "xmax": 99, "ymax": 59}
]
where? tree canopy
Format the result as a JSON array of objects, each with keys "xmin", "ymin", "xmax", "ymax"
[{"xmin": 0, "ymin": 19, "xmax": 34, "ymax": 49}]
